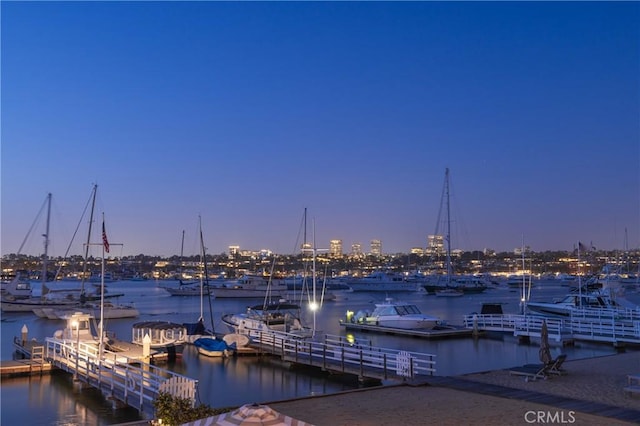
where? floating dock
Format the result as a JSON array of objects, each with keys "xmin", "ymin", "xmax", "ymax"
[
  {"xmin": 339, "ymin": 321, "xmax": 475, "ymax": 339},
  {"xmin": 0, "ymin": 359, "xmax": 54, "ymax": 377}
]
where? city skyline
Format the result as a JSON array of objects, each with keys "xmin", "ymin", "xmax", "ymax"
[{"xmin": 2, "ymin": 2, "xmax": 639, "ymax": 258}]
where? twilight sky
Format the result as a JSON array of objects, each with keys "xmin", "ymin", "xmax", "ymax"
[{"xmin": 1, "ymin": 1, "xmax": 639, "ymax": 258}]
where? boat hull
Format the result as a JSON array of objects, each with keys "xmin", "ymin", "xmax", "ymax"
[{"xmin": 372, "ymin": 318, "xmax": 439, "ymax": 330}]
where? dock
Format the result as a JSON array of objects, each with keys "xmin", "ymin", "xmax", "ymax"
[
  {"xmin": 245, "ymin": 331, "xmax": 437, "ymax": 383},
  {"xmin": 339, "ymin": 321, "xmax": 474, "ymax": 339},
  {"xmin": 0, "ymin": 359, "xmax": 54, "ymax": 377},
  {"xmin": 463, "ymin": 312, "xmax": 640, "ymax": 346},
  {"xmin": 9, "ymin": 334, "xmax": 197, "ymax": 419}
]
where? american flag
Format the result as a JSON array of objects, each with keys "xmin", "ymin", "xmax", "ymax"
[{"xmin": 102, "ymin": 221, "xmax": 110, "ymax": 253}]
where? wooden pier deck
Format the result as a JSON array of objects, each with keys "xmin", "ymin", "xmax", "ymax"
[
  {"xmin": 0, "ymin": 359, "xmax": 54, "ymax": 377},
  {"xmin": 8, "ymin": 335, "xmax": 197, "ymax": 418},
  {"xmin": 247, "ymin": 331, "xmax": 437, "ymax": 383}
]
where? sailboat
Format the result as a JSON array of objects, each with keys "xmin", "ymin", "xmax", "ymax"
[
  {"xmin": 187, "ymin": 217, "xmax": 235, "ymax": 357},
  {"xmin": 221, "ymin": 209, "xmax": 317, "ymax": 339},
  {"xmin": 163, "ymin": 230, "xmax": 206, "ymax": 296},
  {"xmin": 421, "ymin": 168, "xmax": 488, "ymax": 295},
  {"xmin": 1, "ymin": 193, "xmax": 80, "ymax": 313}
]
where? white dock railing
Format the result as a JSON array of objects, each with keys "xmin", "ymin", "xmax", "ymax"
[
  {"xmin": 463, "ymin": 314, "xmax": 640, "ymax": 344},
  {"xmin": 44, "ymin": 337, "xmax": 197, "ymax": 416},
  {"xmin": 248, "ymin": 330, "xmax": 436, "ymax": 380}
]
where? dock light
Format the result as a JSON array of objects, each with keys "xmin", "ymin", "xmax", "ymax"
[
  {"xmin": 346, "ymin": 334, "xmax": 355, "ymax": 345},
  {"xmin": 346, "ymin": 310, "xmax": 354, "ymax": 322},
  {"xmin": 309, "ymin": 301, "xmax": 318, "ymax": 311}
]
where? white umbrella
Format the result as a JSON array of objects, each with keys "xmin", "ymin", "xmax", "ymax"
[
  {"xmin": 539, "ymin": 320, "xmax": 552, "ymax": 365},
  {"xmin": 181, "ymin": 403, "xmax": 312, "ymax": 426}
]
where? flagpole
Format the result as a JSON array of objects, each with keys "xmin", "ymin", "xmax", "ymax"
[
  {"xmin": 99, "ymin": 213, "xmax": 106, "ymax": 365},
  {"xmin": 577, "ymin": 241, "xmax": 582, "ymax": 307}
]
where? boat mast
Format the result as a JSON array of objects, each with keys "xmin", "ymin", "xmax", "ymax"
[
  {"xmin": 444, "ymin": 168, "xmax": 452, "ymax": 286},
  {"xmin": 180, "ymin": 229, "xmax": 185, "ymax": 282},
  {"xmin": 99, "ymin": 212, "xmax": 106, "ymax": 362},
  {"xmin": 41, "ymin": 193, "xmax": 52, "ymax": 296},
  {"xmin": 199, "ymin": 216, "xmax": 215, "ymax": 333},
  {"xmin": 520, "ymin": 236, "xmax": 526, "ymax": 314},
  {"xmin": 80, "ymin": 184, "xmax": 98, "ymax": 298},
  {"xmin": 198, "ymin": 219, "xmax": 204, "ymax": 322},
  {"xmin": 312, "ymin": 220, "xmax": 317, "ymax": 337}
]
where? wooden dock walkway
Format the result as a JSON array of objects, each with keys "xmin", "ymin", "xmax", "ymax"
[
  {"xmin": 0, "ymin": 359, "xmax": 54, "ymax": 377},
  {"xmin": 247, "ymin": 331, "xmax": 437, "ymax": 383},
  {"xmin": 9, "ymin": 335, "xmax": 198, "ymax": 419}
]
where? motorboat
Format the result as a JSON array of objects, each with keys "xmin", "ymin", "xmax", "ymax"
[
  {"xmin": 526, "ymin": 288, "xmax": 640, "ymax": 318},
  {"xmin": 435, "ymin": 288, "xmax": 464, "ymax": 297},
  {"xmin": 346, "ymin": 272, "xmax": 418, "ymax": 292},
  {"xmin": 209, "ymin": 274, "xmax": 289, "ymax": 298},
  {"xmin": 347, "ymin": 298, "xmax": 441, "ymax": 330},
  {"xmin": 222, "ymin": 301, "xmax": 313, "ymax": 338},
  {"xmin": 131, "ymin": 321, "xmax": 188, "ymax": 360},
  {"xmin": 47, "ymin": 311, "xmax": 160, "ymax": 364},
  {"xmin": 422, "ymin": 275, "xmax": 489, "ymax": 294},
  {"xmin": 163, "ymin": 280, "xmax": 210, "ymax": 296},
  {"xmin": 1, "ymin": 272, "xmax": 32, "ymax": 299},
  {"xmin": 34, "ymin": 301, "xmax": 139, "ymax": 320}
]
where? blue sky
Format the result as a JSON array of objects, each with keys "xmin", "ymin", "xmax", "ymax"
[{"xmin": 2, "ymin": 2, "xmax": 639, "ymax": 257}]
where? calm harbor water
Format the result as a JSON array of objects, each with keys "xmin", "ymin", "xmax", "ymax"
[{"xmin": 2, "ymin": 279, "xmax": 637, "ymax": 425}]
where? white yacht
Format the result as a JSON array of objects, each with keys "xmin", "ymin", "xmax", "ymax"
[
  {"xmin": 222, "ymin": 301, "xmax": 313, "ymax": 338},
  {"xmin": 526, "ymin": 288, "xmax": 640, "ymax": 318},
  {"xmin": 346, "ymin": 272, "xmax": 418, "ymax": 292},
  {"xmin": 210, "ymin": 274, "xmax": 289, "ymax": 299},
  {"xmin": 349, "ymin": 298, "xmax": 441, "ymax": 330}
]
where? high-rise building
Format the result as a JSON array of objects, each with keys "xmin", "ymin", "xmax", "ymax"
[
  {"xmin": 370, "ymin": 239, "xmax": 382, "ymax": 256},
  {"xmin": 228, "ymin": 245, "xmax": 240, "ymax": 257},
  {"xmin": 329, "ymin": 239, "xmax": 343, "ymax": 257},
  {"xmin": 350, "ymin": 243, "xmax": 363, "ymax": 257},
  {"xmin": 426, "ymin": 235, "xmax": 444, "ymax": 256}
]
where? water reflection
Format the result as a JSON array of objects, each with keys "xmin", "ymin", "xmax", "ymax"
[
  {"xmin": 2, "ymin": 279, "xmax": 637, "ymax": 424},
  {"xmin": 1, "ymin": 373, "xmax": 141, "ymax": 426}
]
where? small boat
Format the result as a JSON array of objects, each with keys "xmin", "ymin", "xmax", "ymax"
[
  {"xmin": 526, "ymin": 288, "xmax": 640, "ymax": 317},
  {"xmin": 131, "ymin": 321, "xmax": 187, "ymax": 360},
  {"xmin": 35, "ymin": 302, "xmax": 139, "ymax": 320},
  {"xmin": 47, "ymin": 311, "xmax": 160, "ymax": 363},
  {"xmin": 193, "ymin": 337, "xmax": 234, "ymax": 357},
  {"xmin": 346, "ymin": 272, "xmax": 418, "ymax": 292},
  {"xmin": 164, "ymin": 281, "xmax": 211, "ymax": 297},
  {"xmin": 222, "ymin": 301, "xmax": 313, "ymax": 338},
  {"xmin": 210, "ymin": 274, "xmax": 289, "ymax": 299},
  {"xmin": 435, "ymin": 288, "xmax": 464, "ymax": 297},
  {"xmin": 347, "ymin": 298, "xmax": 441, "ymax": 330},
  {"xmin": 1, "ymin": 272, "xmax": 32, "ymax": 299}
]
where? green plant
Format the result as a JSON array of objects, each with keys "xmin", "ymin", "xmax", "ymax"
[{"xmin": 153, "ymin": 392, "xmax": 237, "ymax": 425}]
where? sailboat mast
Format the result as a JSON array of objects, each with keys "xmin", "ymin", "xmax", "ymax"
[
  {"xmin": 520, "ymin": 236, "xmax": 526, "ymax": 314},
  {"xmin": 198, "ymin": 219, "xmax": 204, "ymax": 321},
  {"xmin": 99, "ymin": 212, "xmax": 106, "ymax": 362},
  {"xmin": 312, "ymin": 220, "xmax": 317, "ymax": 338},
  {"xmin": 81, "ymin": 184, "xmax": 98, "ymax": 296},
  {"xmin": 445, "ymin": 168, "xmax": 452, "ymax": 285},
  {"xmin": 199, "ymin": 216, "xmax": 215, "ymax": 333},
  {"xmin": 41, "ymin": 193, "xmax": 52, "ymax": 291}
]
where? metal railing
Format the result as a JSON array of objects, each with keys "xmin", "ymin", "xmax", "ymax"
[
  {"xmin": 248, "ymin": 330, "xmax": 436, "ymax": 380},
  {"xmin": 44, "ymin": 337, "xmax": 197, "ymax": 416},
  {"xmin": 463, "ymin": 314, "xmax": 640, "ymax": 344}
]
